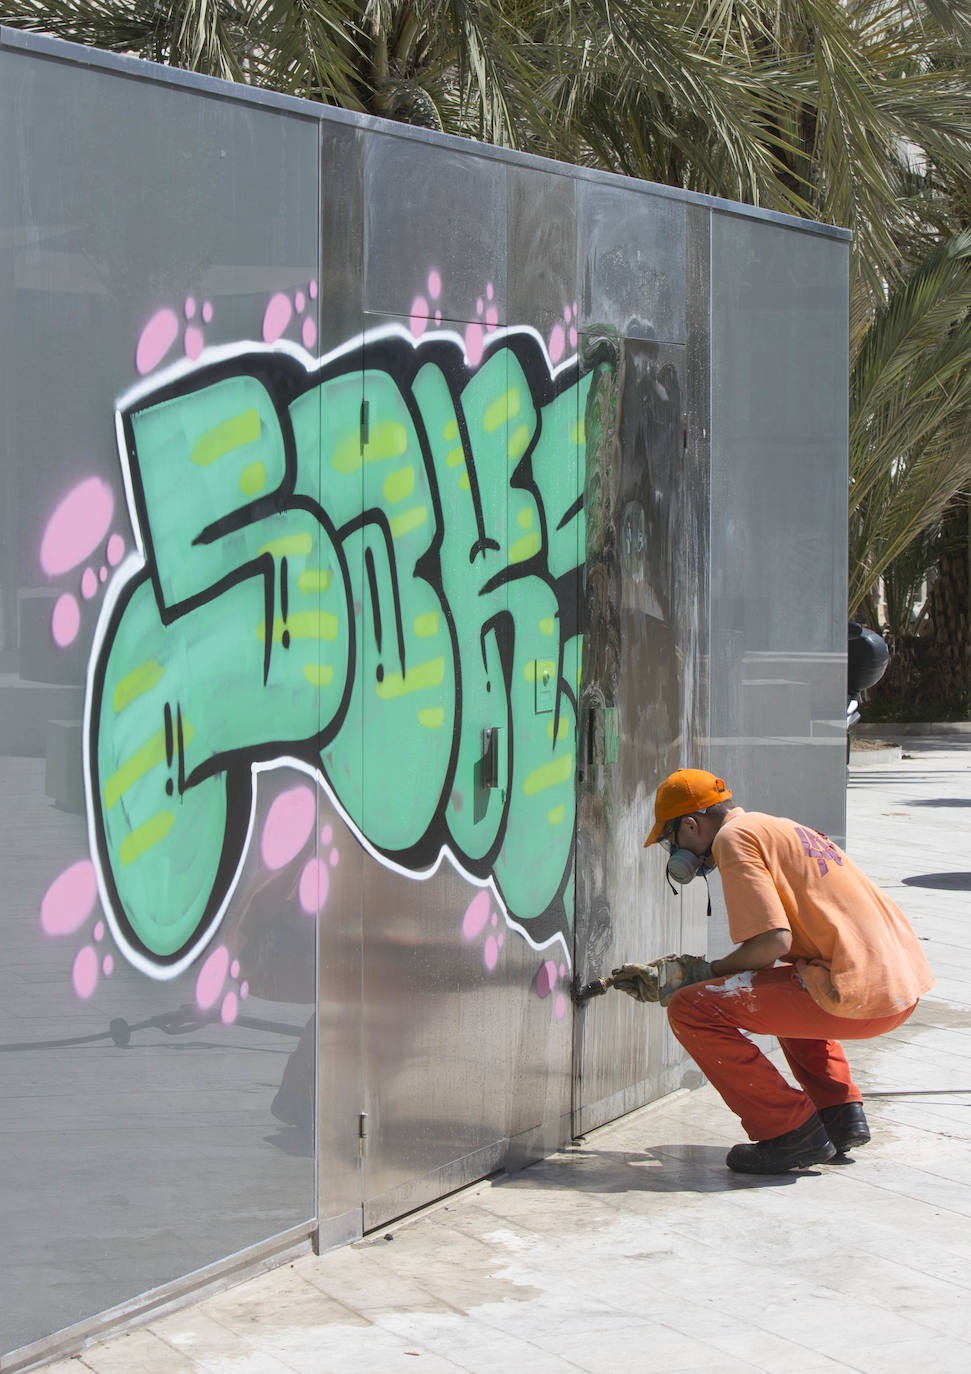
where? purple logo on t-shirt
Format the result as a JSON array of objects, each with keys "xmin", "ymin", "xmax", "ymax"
[{"xmin": 794, "ymin": 825, "xmax": 844, "ymax": 877}]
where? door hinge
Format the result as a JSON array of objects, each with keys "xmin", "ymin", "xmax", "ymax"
[
  {"xmin": 358, "ymin": 1111, "xmax": 368, "ymax": 1145},
  {"xmin": 360, "ymin": 398, "xmax": 370, "ymax": 451}
]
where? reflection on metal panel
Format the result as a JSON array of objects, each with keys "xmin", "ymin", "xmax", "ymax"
[
  {"xmin": 574, "ymin": 336, "xmax": 709, "ymax": 1134},
  {"xmin": 578, "ymin": 181, "xmax": 687, "ymax": 343},
  {"xmin": 0, "ymin": 42, "xmax": 319, "ymax": 1357}
]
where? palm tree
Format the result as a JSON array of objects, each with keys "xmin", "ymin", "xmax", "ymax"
[{"xmin": 3, "ymin": 1, "xmax": 971, "ymax": 635}]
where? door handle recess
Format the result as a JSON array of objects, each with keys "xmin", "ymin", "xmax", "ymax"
[{"xmin": 481, "ymin": 726, "xmax": 506, "ymax": 790}]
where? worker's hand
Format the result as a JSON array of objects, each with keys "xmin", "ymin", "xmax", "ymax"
[
  {"xmin": 609, "ymin": 961, "xmax": 665, "ymax": 1002},
  {"xmin": 611, "ymin": 955, "xmax": 713, "ymax": 1007},
  {"xmin": 650, "ymin": 954, "xmax": 713, "ymax": 1006}
]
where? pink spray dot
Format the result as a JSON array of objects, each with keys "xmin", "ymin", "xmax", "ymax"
[
  {"xmin": 487, "ymin": 283, "xmax": 494, "ymax": 300},
  {"xmin": 555, "ymin": 993, "xmax": 567, "ymax": 1020},
  {"xmin": 230, "ymin": 959, "xmax": 240, "ymax": 979},
  {"xmin": 536, "ymin": 960, "xmax": 558, "ymax": 999},
  {"xmin": 136, "ymin": 307, "xmax": 179, "ymax": 374},
  {"xmin": 81, "ymin": 568, "xmax": 98, "ymax": 600},
  {"xmin": 202, "ymin": 300, "xmax": 213, "ymax": 324},
  {"xmin": 41, "ymin": 476, "xmax": 114, "ymax": 576},
  {"xmin": 564, "ymin": 305, "xmax": 572, "ymax": 323},
  {"xmin": 295, "ymin": 291, "xmax": 306, "ymax": 312},
  {"xmin": 106, "ymin": 533, "xmax": 125, "ymax": 566},
  {"xmin": 102, "ymin": 955, "xmax": 114, "ymax": 977},
  {"xmin": 559, "ymin": 963, "xmax": 566, "ymax": 978},
  {"xmin": 221, "ymin": 992, "xmax": 239, "ymax": 1025},
  {"xmin": 302, "ymin": 318, "xmax": 317, "ymax": 350},
  {"xmin": 329, "ymin": 848, "xmax": 339, "ymax": 868},
  {"xmin": 40, "ymin": 859, "xmax": 97, "ymax": 936},
  {"xmin": 428, "ymin": 271, "xmax": 441, "ymax": 299},
  {"xmin": 491, "ymin": 911, "xmax": 498, "ymax": 927},
  {"xmin": 51, "ymin": 594, "xmax": 80, "ymax": 647},
  {"xmin": 497, "ymin": 933, "xmax": 504, "ymax": 948},
  {"xmin": 184, "ymin": 325, "xmax": 204, "ymax": 360},
  {"xmin": 196, "ymin": 944, "xmax": 229, "ymax": 1011},
  {"xmin": 573, "ymin": 301, "xmax": 578, "ymax": 314},
  {"xmin": 569, "ymin": 326, "xmax": 578, "ymax": 349},
  {"xmin": 410, "ymin": 296, "xmax": 429, "ymax": 338},
  {"xmin": 240, "ymin": 981, "xmax": 249, "ymax": 1000},
  {"xmin": 299, "ymin": 856, "xmax": 329, "ymax": 914},
  {"xmin": 262, "ymin": 292, "xmax": 293, "ymax": 344},
  {"xmin": 462, "ymin": 890, "xmax": 490, "ymax": 940},
  {"xmin": 93, "ymin": 921, "xmax": 104, "ymax": 942},
  {"xmin": 485, "ymin": 305, "xmax": 498, "ymax": 332},
  {"xmin": 484, "ymin": 935, "xmax": 499, "ymax": 970},
  {"xmin": 435, "ymin": 311, "xmax": 442, "ymax": 325},
  {"xmin": 476, "ymin": 297, "xmax": 484, "ymax": 315},
  {"xmin": 261, "ymin": 785, "xmax": 316, "ymax": 869},
  {"xmin": 184, "ymin": 297, "xmax": 196, "ymax": 320},
  {"xmin": 309, "ymin": 280, "xmax": 318, "ymax": 299},
  {"xmin": 72, "ymin": 946, "xmax": 98, "ymax": 1000},
  {"xmin": 321, "ymin": 824, "xmax": 333, "ymax": 845},
  {"xmin": 548, "ymin": 323, "xmax": 565, "ymax": 364},
  {"xmin": 465, "ymin": 322, "xmax": 485, "ymax": 366},
  {"xmin": 99, "ymin": 566, "xmax": 107, "ymax": 583}
]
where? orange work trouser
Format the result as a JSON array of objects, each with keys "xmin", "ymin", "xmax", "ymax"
[{"xmin": 666, "ymin": 964, "xmax": 916, "ymax": 1141}]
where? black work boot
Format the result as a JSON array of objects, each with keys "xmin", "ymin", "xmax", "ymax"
[
  {"xmin": 819, "ymin": 1102, "xmax": 870, "ymax": 1153},
  {"xmin": 726, "ymin": 1112, "xmax": 837, "ymax": 1174}
]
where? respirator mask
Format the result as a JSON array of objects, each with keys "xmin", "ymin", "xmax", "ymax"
[
  {"xmin": 665, "ymin": 846, "xmax": 715, "ymax": 887},
  {"xmin": 662, "ymin": 815, "xmax": 716, "ymax": 912}
]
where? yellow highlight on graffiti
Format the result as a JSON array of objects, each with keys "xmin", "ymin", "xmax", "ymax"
[
  {"xmin": 443, "ymin": 419, "xmax": 459, "ymax": 441},
  {"xmin": 508, "ymin": 424, "xmax": 531, "ymax": 460},
  {"xmin": 190, "ymin": 409, "xmax": 260, "ymax": 467},
  {"xmin": 303, "ymin": 663, "xmax": 334, "ymax": 686},
  {"xmin": 113, "ymin": 659, "xmax": 164, "ymax": 714},
  {"xmin": 458, "ymin": 472, "xmax": 471, "ymax": 492},
  {"xmin": 483, "ymin": 388, "xmax": 521, "ymax": 433},
  {"xmin": 571, "ymin": 420, "xmax": 586, "ymax": 445},
  {"xmin": 382, "ymin": 466, "xmax": 415, "ymax": 504},
  {"xmin": 517, "ymin": 507, "xmax": 533, "ymax": 529},
  {"xmin": 547, "ymin": 805, "xmax": 566, "ymax": 825},
  {"xmin": 446, "ymin": 446, "xmax": 465, "ymax": 468},
  {"xmin": 257, "ymin": 533, "xmax": 313, "ymax": 559},
  {"xmin": 413, "ymin": 611, "xmax": 439, "ymax": 637},
  {"xmin": 418, "ymin": 707, "xmax": 445, "ymax": 728},
  {"xmin": 297, "ymin": 568, "xmax": 333, "ymax": 594},
  {"xmin": 389, "ymin": 506, "xmax": 428, "ymax": 539},
  {"xmin": 332, "ymin": 420, "xmax": 408, "ymax": 474},
  {"xmin": 239, "ymin": 462, "xmax": 266, "ymax": 496},
  {"xmin": 257, "ymin": 611, "xmax": 339, "ymax": 644},
  {"xmin": 104, "ymin": 720, "xmax": 196, "ymax": 810},
  {"xmin": 120, "ymin": 810, "xmax": 175, "ymax": 866},
  {"xmin": 539, "ymin": 617, "xmax": 555, "ymax": 636},
  {"xmin": 377, "ymin": 657, "xmax": 445, "ymax": 699},
  {"xmin": 523, "ymin": 753, "xmax": 574, "ymax": 796},
  {"xmin": 546, "ymin": 716, "xmax": 570, "ymax": 741},
  {"xmin": 510, "ymin": 531, "xmax": 540, "ymax": 563}
]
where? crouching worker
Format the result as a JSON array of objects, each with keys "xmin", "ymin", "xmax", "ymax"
[{"xmin": 614, "ymin": 769, "xmax": 934, "ymax": 1175}]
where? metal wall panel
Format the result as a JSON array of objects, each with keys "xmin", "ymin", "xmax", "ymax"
[
  {"xmin": 0, "ymin": 43, "xmax": 321, "ymax": 1359},
  {"xmin": 708, "ymin": 212, "xmax": 849, "ymax": 951}
]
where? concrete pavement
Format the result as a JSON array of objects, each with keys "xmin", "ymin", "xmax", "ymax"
[{"xmin": 38, "ymin": 731, "xmax": 971, "ymax": 1374}]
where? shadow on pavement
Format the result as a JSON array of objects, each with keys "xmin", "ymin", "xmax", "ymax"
[{"xmin": 499, "ymin": 1144, "xmax": 807, "ymax": 1195}]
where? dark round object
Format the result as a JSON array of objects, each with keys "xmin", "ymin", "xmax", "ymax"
[
  {"xmin": 847, "ymin": 622, "xmax": 889, "ymax": 693},
  {"xmin": 109, "ymin": 1017, "xmax": 132, "ymax": 1047}
]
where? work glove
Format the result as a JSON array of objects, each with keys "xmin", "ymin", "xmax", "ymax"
[{"xmin": 611, "ymin": 954, "xmax": 713, "ymax": 1007}]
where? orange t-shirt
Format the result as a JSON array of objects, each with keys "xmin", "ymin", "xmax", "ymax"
[{"xmin": 712, "ymin": 808, "xmax": 934, "ymax": 1019}]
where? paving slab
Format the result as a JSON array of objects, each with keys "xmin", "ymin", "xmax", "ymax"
[{"xmin": 30, "ymin": 730, "xmax": 971, "ymax": 1373}]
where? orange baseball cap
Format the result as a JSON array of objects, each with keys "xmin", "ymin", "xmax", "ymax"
[{"xmin": 643, "ymin": 769, "xmax": 732, "ymax": 847}]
